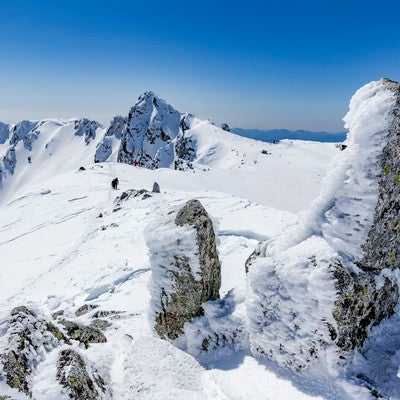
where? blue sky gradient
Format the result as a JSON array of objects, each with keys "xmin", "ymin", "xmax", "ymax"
[{"xmin": 1, "ymin": 0, "xmax": 399, "ymax": 131}]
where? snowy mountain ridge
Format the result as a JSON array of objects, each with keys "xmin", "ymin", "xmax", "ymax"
[{"xmin": 2, "ymin": 79, "xmax": 400, "ymax": 399}]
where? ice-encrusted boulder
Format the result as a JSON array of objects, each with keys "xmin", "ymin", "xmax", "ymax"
[
  {"xmin": 147, "ymin": 199, "xmax": 221, "ymax": 340},
  {"xmin": 56, "ymin": 349, "xmax": 107, "ymax": 400},
  {"xmin": 246, "ymin": 79, "xmax": 400, "ymax": 373},
  {"xmin": 0, "ymin": 306, "xmax": 69, "ymax": 396}
]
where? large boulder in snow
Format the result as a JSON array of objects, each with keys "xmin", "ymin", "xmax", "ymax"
[
  {"xmin": 0, "ymin": 306, "xmax": 69, "ymax": 396},
  {"xmin": 147, "ymin": 199, "xmax": 221, "ymax": 340},
  {"xmin": 246, "ymin": 79, "xmax": 400, "ymax": 372}
]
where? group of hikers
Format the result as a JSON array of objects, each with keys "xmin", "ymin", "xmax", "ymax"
[{"xmin": 111, "ymin": 158, "xmax": 142, "ymax": 190}]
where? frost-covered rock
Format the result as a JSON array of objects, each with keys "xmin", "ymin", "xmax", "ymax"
[
  {"xmin": 74, "ymin": 119, "xmax": 101, "ymax": 145},
  {"xmin": 94, "ymin": 94, "xmax": 198, "ymax": 170},
  {"xmin": 94, "ymin": 116, "xmax": 126, "ymax": 163},
  {"xmin": 117, "ymin": 91, "xmax": 181, "ymax": 169},
  {"xmin": 56, "ymin": 349, "xmax": 107, "ymax": 400},
  {"xmin": 147, "ymin": 199, "xmax": 221, "ymax": 340},
  {"xmin": 0, "ymin": 306, "xmax": 69, "ymax": 396},
  {"xmin": 246, "ymin": 78, "xmax": 400, "ymax": 375},
  {"xmin": 9, "ymin": 121, "xmax": 39, "ymax": 150}
]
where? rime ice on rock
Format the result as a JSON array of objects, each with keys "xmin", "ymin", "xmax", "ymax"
[
  {"xmin": 147, "ymin": 199, "xmax": 221, "ymax": 340},
  {"xmin": 246, "ymin": 79, "xmax": 400, "ymax": 376}
]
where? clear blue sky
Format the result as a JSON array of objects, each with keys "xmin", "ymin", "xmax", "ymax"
[{"xmin": 0, "ymin": 0, "xmax": 399, "ymax": 131}]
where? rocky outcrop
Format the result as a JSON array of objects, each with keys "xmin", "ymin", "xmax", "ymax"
[
  {"xmin": 74, "ymin": 119, "xmax": 101, "ymax": 145},
  {"xmin": 9, "ymin": 120, "xmax": 39, "ymax": 150},
  {"xmin": 60, "ymin": 320, "xmax": 107, "ymax": 348},
  {"xmin": 0, "ymin": 306, "xmax": 69, "ymax": 397},
  {"xmin": 56, "ymin": 349, "xmax": 106, "ymax": 400},
  {"xmin": 113, "ymin": 189, "xmax": 152, "ymax": 212},
  {"xmin": 94, "ymin": 116, "xmax": 126, "ymax": 163},
  {"xmin": 246, "ymin": 79, "xmax": 400, "ymax": 377},
  {"xmin": 117, "ymin": 91, "xmax": 181, "ymax": 169},
  {"xmin": 147, "ymin": 199, "xmax": 221, "ymax": 340},
  {"xmin": 94, "ymin": 94, "xmax": 198, "ymax": 170}
]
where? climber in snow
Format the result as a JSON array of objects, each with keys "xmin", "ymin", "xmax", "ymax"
[{"xmin": 111, "ymin": 177, "xmax": 119, "ymax": 190}]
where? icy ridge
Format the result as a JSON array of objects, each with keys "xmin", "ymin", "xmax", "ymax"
[{"xmin": 246, "ymin": 78, "xmax": 400, "ymax": 391}]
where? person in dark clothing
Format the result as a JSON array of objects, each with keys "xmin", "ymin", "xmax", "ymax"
[{"xmin": 111, "ymin": 177, "xmax": 119, "ymax": 190}]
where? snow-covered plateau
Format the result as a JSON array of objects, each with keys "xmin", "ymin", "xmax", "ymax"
[{"xmin": 0, "ymin": 79, "xmax": 400, "ymax": 399}]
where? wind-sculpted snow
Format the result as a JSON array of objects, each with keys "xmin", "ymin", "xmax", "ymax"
[{"xmin": 246, "ymin": 78, "xmax": 400, "ymax": 397}]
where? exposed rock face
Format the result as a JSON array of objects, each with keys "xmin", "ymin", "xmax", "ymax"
[
  {"xmin": 94, "ymin": 116, "xmax": 126, "ymax": 163},
  {"xmin": 221, "ymin": 123, "xmax": 230, "ymax": 132},
  {"xmin": 113, "ymin": 189, "xmax": 151, "ymax": 211},
  {"xmin": 333, "ymin": 263, "xmax": 398, "ymax": 351},
  {"xmin": 0, "ymin": 306, "xmax": 69, "ymax": 396},
  {"xmin": 95, "ymin": 95, "xmax": 197, "ymax": 170},
  {"xmin": 74, "ymin": 119, "xmax": 101, "ymax": 145},
  {"xmin": 56, "ymin": 349, "xmax": 106, "ymax": 400},
  {"xmin": 147, "ymin": 199, "xmax": 221, "ymax": 340},
  {"xmin": 117, "ymin": 91, "xmax": 181, "ymax": 169},
  {"xmin": 246, "ymin": 79, "xmax": 400, "ymax": 376},
  {"xmin": 60, "ymin": 320, "xmax": 107, "ymax": 348},
  {"xmin": 360, "ymin": 85, "xmax": 400, "ymax": 271},
  {"xmin": 9, "ymin": 120, "xmax": 39, "ymax": 149},
  {"xmin": 175, "ymin": 200, "xmax": 221, "ymax": 302}
]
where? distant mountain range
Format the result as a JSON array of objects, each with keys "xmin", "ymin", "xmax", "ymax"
[{"xmin": 231, "ymin": 128, "xmax": 347, "ymax": 143}]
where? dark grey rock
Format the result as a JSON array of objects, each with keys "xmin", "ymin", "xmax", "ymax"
[
  {"xmin": 152, "ymin": 182, "xmax": 160, "ymax": 193},
  {"xmin": 75, "ymin": 304, "xmax": 99, "ymax": 317},
  {"xmin": 74, "ymin": 119, "xmax": 101, "ymax": 145},
  {"xmin": 333, "ymin": 262, "xmax": 399, "ymax": 351},
  {"xmin": 56, "ymin": 349, "xmax": 106, "ymax": 400},
  {"xmin": 60, "ymin": 320, "xmax": 106, "ymax": 348},
  {"xmin": 113, "ymin": 189, "xmax": 151, "ymax": 211}
]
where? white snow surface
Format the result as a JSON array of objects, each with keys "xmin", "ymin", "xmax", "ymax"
[{"xmin": 2, "ymin": 82, "xmax": 396, "ymax": 399}]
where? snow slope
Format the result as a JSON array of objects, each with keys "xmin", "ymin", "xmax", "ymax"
[{"xmin": 0, "ymin": 91, "xmax": 363, "ymax": 400}]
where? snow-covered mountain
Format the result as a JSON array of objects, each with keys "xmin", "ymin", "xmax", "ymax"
[
  {"xmin": 0, "ymin": 91, "xmax": 335, "ymax": 210},
  {"xmin": 1, "ymin": 80, "xmax": 400, "ymax": 399}
]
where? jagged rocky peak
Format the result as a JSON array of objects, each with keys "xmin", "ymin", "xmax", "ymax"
[
  {"xmin": 0, "ymin": 122, "xmax": 10, "ymax": 144},
  {"xmin": 146, "ymin": 199, "xmax": 221, "ymax": 341},
  {"xmin": 95, "ymin": 91, "xmax": 198, "ymax": 170},
  {"xmin": 117, "ymin": 91, "xmax": 181, "ymax": 168},
  {"xmin": 245, "ymin": 78, "xmax": 400, "ymax": 379}
]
